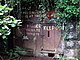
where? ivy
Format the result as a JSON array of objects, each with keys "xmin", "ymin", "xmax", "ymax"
[
  {"xmin": 0, "ymin": 4, "xmax": 25, "ymax": 58},
  {"xmin": 0, "ymin": 5, "xmax": 21, "ymax": 39},
  {"xmin": 55, "ymin": 0, "xmax": 80, "ymax": 21},
  {"xmin": 54, "ymin": 0, "xmax": 80, "ymax": 42}
]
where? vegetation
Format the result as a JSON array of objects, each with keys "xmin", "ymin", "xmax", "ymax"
[
  {"xmin": 0, "ymin": 1, "xmax": 26, "ymax": 60},
  {"xmin": 54, "ymin": 0, "xmax": 80, "ymax": 40},
  {"xmin": 0, "ymin": 0, "xmax": 80, "ymax": 59},
  {"xmin": 56, "ymin": 0, "xmax": 80, "ymax": 21},
  {"xmin": 54, "ymin": 0, "xmax": 80, "ymax": 59},
  {"xmin": 21, "ymin": 0, "xmax": 55, "ymax": 11}
]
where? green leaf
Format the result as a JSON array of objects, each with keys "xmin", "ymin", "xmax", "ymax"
[
  {"xmin": 13, "ymin": 20, "xmax": 18, "ymax": 24},
  {"xmin": 0, "ymin": 33, "xmax": 2, "ymax": 35},
  {"xmin": 13, "ymin": 53, "xmax": 19, "ymax": 57},
  {"xmin": 10, "ymin": 24, "xmax": 16, "ymax": 27},
  {"xmin": 2, "ymin": 35, "xmax": 6, "ymax": 39},
  {"xmin": 0, "ymin": 5, "xmax": 5, "ymax": 11},
  {"xmin": 2, "ymin": 27, "xmax": 5, "ymax": 29},
  {"xmin": 5, "ymin": 7, "xmax": 13, "ymax": 11},
  {"xmin": 4, "ymin": 25, "xmax": 9, "ymax": 29},
  {"xmin": 18, "ymin": 51, "xmax": 27, "ymax": 55},
  {"xmin": 0, "ymin": 13, "xmax": 3, "ymax": 15},
  {"xmin": 0, "ymin": 20, "xmax": 3, "ymax": 24},
  {"xmin": 5, "ymin": 31, "xmax": 11, "ymax": 35}
]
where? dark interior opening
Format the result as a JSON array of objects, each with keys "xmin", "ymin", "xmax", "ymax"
[
  {"xmin": 48, "ymin": 31, "xmax": 50, "ymax": 37},
  {"xmin": 48, "ymin": 53, "xmax": 55, "ymax": 57},
  {"xmin": 41, "ymin": 49, "xmax": 43, "ymax": 51}
]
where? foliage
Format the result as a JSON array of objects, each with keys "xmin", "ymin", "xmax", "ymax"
[
  {"xmin": 22, "ymin": 0, "xmax": 55, "ymax": 11},
  {"xmin": 54, "ymin": 0, "xmax": 80, "ymax": 40},
  {"xmin": 55, "ymin": 0, "xmax": 80, "ymax": 22},
  {"xmin": 48, "ymin": 18, "xmax": 63, "ymax": 29},
  {"xmin": 7, "ymin": 46, "xmax": 27, "ymax": 58},
  {"xmin": 5, "ymin": 0, "xmax": 20, "ymax": 8},
  {"xmin": 0, "ymin": 4, "xmax": 21, "ymax": 41},
  {"xmin": 0, "ymin": 46, "xmax": 27, "ymax": 60},
  {"xmin": 0, "ymin": 4, "xmax": 26, "ymax": 59}
]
